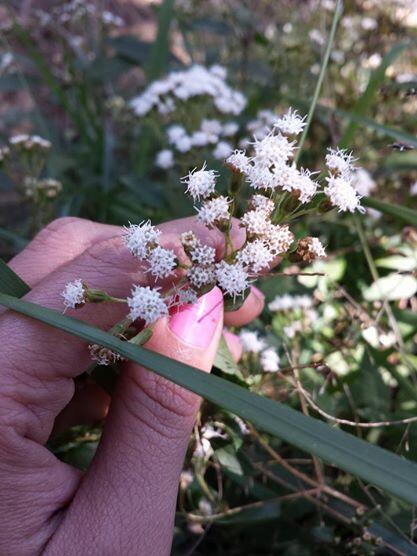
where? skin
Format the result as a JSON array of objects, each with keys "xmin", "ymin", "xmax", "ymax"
[{"xmin": 0, "ymin": 216, "xmax": 265, "ymax": 556}]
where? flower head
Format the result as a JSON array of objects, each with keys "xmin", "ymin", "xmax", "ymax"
[
  {"xmin": 225, "ymin": 149, "xmax": 250, "ymax": 173},
  {"xmin": 147, "ymin": 246, "xmax": 177, "ymax": 279},
  {"xmin": 252, "ymin": 131, "xmax": 296, "ymax": 167},
  {"xmin": 264, "ymin": 224, "xmax": 294, "ymax": 254},
  {"xmin": 215, "ymin": 261, "xmax": 249, "ymax": 299},
  {"xmin": 248, "ymin": 194, "xmax": 275, "ymax": 215},
  {"xmin": 274, "ymin": 108, "xmax": 306, "ymax": 136},
  {"xmin": 127, "ymin": 285, "xmax": 168, "ymax": 324},
  {"xmin": 260, "ymin": 348, "xmax": 280, "ymax": 372},
  {"xmin": 124, "ymin": 221, "xmax": 161, "ymax": 259},
  {"xmin": 239, "ymin": 329, "xmax": 266, "ymax": 353},
  {"xmin": 236, "ymin": 240, "xmax": 274, "ymax": 273},
  {"xmin": 196, "ymin": 196, "xmax": 230, "ymax": 227},
  {"xmin": 182, "ymin": 163, "xmax": 218, "ymax": 201},
  {"xmin": 324, "ymin": 175, "xmax": 364, "ymax": 213},
  {"xmin": 190, "ymin": 244, "xmax": 217, "ymax": 266},
  {"xmin": 62, "ymin": 279, "xmax": 86, "ymax": 309},
  {"xmin": 155, "ymin": 149, "xmax": 174, "ymax": 169},
  {"xmin": 241, "ymin": 209, "xmax": 271, "ymax": 236},
  {"xmin": 187, "ymin": 265, "xmax": 216, "ymax": 289},
  {"xmin": 325, "ymin": 147, "xmax": 356, "ymax": 177}
]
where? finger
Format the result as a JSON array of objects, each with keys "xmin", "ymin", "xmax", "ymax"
[
  {"xmin": 224, "ymin": 285, "xmax": 265, "ymax": 327},
  {"xmin": 223, "ymin": 329, "xmax": 243, "ymax": 362},
  {"xmin": 45, "ymin": 288, "xmax": 224, "ymax": 555},
  {"xmin": 8, "ymin": 217, "xmax": 120, "ymax": 288},
  {"xmin": 51, "ymin": 381, "xmax": 110, "ymax": 435}
]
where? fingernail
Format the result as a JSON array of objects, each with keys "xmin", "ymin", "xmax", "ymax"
[
  {"xmin": 169, "ymin": 287, "xmax": 223, "ymax": 348},
  {"xmin": 251, "ymin": 286, "xmax": 265, "ymax": 302}
]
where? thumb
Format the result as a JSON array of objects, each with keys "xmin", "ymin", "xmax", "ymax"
[{"xmin": 48, "ymin": 287, "xmax": 223, "ymax": 556}]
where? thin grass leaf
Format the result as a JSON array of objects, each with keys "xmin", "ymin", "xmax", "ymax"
[
  {"xmin": 363, "ymin": 197, "xmax": 417, "ymax": 225},
  {"xmin": 0, "ymin": 260, "xmax": 30, "ymax": 297},
  {"xmin": 295, "ymin": 0, "xmax": 343, "ymax": 162},
  {"xmin": 146, "ymin": 0, "xmax": 176, "ymax": 82},
  {"xmin": 340, "ymin": 42, "xmax": 410, "ymax": 148},
  {"xmin": 2, "ymin": 293, "xmax": 417, "ymax": 506}
]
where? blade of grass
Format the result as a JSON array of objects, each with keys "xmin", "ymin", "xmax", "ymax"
[
  {"xmin": 362, "ymin": 197, "xmax": 417, "ymax": 226},
  {"xmin": 146, "ymin": 0, "xmax": 175, "ymax": 82},
  {"xmin": 294, "ymin": 0, "xmax": 343, "ymax": 163},
  {"xmin": 2, "ymin": 292, "xmax": 417, "ymax": 505},
  {"xmin": 0, "ymin": 259, "xmax": 30, "ymax": 296}
]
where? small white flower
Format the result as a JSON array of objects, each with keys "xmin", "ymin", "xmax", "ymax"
[
  {"xmin": 226, "ymin": 149, "xmax": 250, "ymax": 173},
  {"xmin": 187, "ymin": 265, "xmax": 216, "ymax": 289},
  {"xmin": 124, "ymin": 221, "xmax": 161, "ymax": 259},
  {"xmin": 249, "ymin": 195, "xmax": 274, "ymax": 215},
  {"xmin": 352, "ymin": 168, "xmax": 376, "ymax": 197},
  {"xmin": 268, "ymin": 294, "xmax": 313, "ymax": 312},
  {"xmin": 264, "ymin": 224, "xmax": 294, "ymax": 254},
  {"xmin": 127, "ymin": 285, "xmax": 168, "ymax": 324},
  {"xmin": 190, "ymin": 130, "xmax": 210, "ymax": 147},
  {"xmin": 167, "ymin": 125, "xmax": 186, "ymax": 144},
  {"xmin": 274, "ymin": 108, "xmax": 306, "ymax": 136},
  {"xmin": 177, "ymin": 288, "xmax": 199, "ymax": 306},
  {"xmin": 410, "ymin": 181, "xmax": 417, "ymax": 196},
  {"xmin": 175, "ymin": 135, "xmax": 193, "ymax": 153},
  {"xmin": 155, "ymin": 149, "xmax": 174, "ymax": 169},
  {"xmin": 196, "ymin": 196, "xmax": 230, "ymax": 227},
  {"xmin": 213, "ymin": 140, "xmax": 233, "ymax": 160},
  {"xmin": 241, "ymin": 209, "xmax": 271, "ymax": 236},
  {"xmin": 260, "ymin": 348, "xmax": 280, "ymax": 372},
  {"xmin": 236, "ymin": 240, "xmax": 274, "ymax": 273},
  {"xmin": 190, "ymin": 244, "xmax": 217, "ymax": 266},
  {"xmin": 292, "ymin": 168, "xmax": 318, "ymax": 203},
  {"xmin": 147, "ymin": 246, "xmax": 177, "ymax": 279},
  {"xmin": 239, "ymin": 329, "xmax": 266, "ymax": 353},
  {"xmin": 215, "ymin": 261, "xmax": 249, "ymax": 299},
  {"xmin": 252, "ymin": 132, "xmax": 296, "ymax": 166},
  {"xmin": 324, "ymin": 175, "xmax": 364, "ymax": 213},
  {"xmin": 309, "ymin": 237, "xmax": 326, "ymax": 259},
  {"xmin": 182, "ymin": 163, "xmax": 218, "ymax": 201},
  {"xmin": 62, "ymin": 279, "xmax": 85, "ymax": 309},
  {"xmin": 201, "ymin": 118, "xmax": 223, "ymax": 137},
  {"xmin": 325, "ymin": 147, "xmax": 356, "ymax": 177},
  {"xmin": 222, "ymin": 121, "xmax": 239, "ymax": 136},
  {"xmin": 209, "ymin": 64, "xmax": 227, "ymax": 79},
  {"xmin": 245, "ymin": 164, "xmax": 277, "ymax": 190}
]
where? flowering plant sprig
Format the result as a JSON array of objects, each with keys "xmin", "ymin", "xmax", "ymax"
[{"xmin": 62, "ymin": 108, "xmax": 366, "ymax": 366}]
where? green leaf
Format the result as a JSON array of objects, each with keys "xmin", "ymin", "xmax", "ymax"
[
  {"xmin": 214, "ymin": 335, "xmax": 242, "ymax": 378},
  {"xmin": 0, "ymin": 259, "xmax": 30, "ymax": 297},
  {"xmin": 340, "ymin": 42, "xmax": 410, "ymax": 148},
  {"xmin": 146, "ymin": 0, "xmax": 176, "ymax": 81},
  {"xmin": 363, "ymin": 197, "xmax": 417, "ymax": 225},
  {"xmin": 3, "ymin": 293, "xmax": 417, "ymax": 506},
  {"xmin": 364, "ymin": 273, "xmax": 417, "ymax": 301}
]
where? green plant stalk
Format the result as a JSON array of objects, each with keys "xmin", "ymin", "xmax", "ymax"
[
  {"xmin": 3, "ymin": 292, "xmax": 417, "ymax": 506},
  {"xmin": 294, "ymin": 0, "xmax": 343, "ymax": 163},
  {"xmin": 355, "ymin": 215, "xmax": 417, "ymax": 381}
]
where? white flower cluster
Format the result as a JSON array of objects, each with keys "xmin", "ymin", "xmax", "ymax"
[
  {"xmin": 239, "ymin": 329, "xmax": 280, "ymax": 372},
  {"xmin": 46, "ymin": 1, "xmax": 124, "ymax": 27},
  {"xmin": 155, "ymin": 119, "xmax": 238, "ymax": 168},
  {"xmin": 130, "ymin": 65, "xmax": 246, "ymax": 118},
  {"xmin": 225, "ymin": 111, "xmax": 319, "ymax": 204},
  {"xmin": 9, "ymin": 134, "xmax": 51, "ymax": 151},
  {"xmin": 268, "ymin": 294, "xmax": 313, "ymax": 312},
  {"xmin": 62, "ymin": 279, "xmax": 85, "ymax": 309},
  {"xmin": 324, "ymin": 148, "xmax": 366, "ymax": 213}
]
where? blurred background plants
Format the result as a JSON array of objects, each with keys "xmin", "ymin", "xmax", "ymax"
[{"xmin": 1, "ymin": 0, "xmax": 417, "ymax": 554}]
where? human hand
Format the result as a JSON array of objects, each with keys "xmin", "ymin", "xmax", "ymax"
[{"xmin": 0, "ymin": 216, "xmax": 265, "ymax": 556}]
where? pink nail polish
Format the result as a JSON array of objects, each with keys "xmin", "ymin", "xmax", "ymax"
[
  {"xmin": 169, "ymin": 287, "xmax": 223, "ymax": 348},
  {"xmin": 251, "ymin": 286, "xmax": 265, "ymax": 302}
]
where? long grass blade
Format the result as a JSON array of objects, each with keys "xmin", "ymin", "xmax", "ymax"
[
  {"xmin": 146, "ymin": 0, "xmax": 176, "ymax": 82},
  {"xmin": 2, "ymin": 292, "xmax": 417, "ymax": 505}
]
